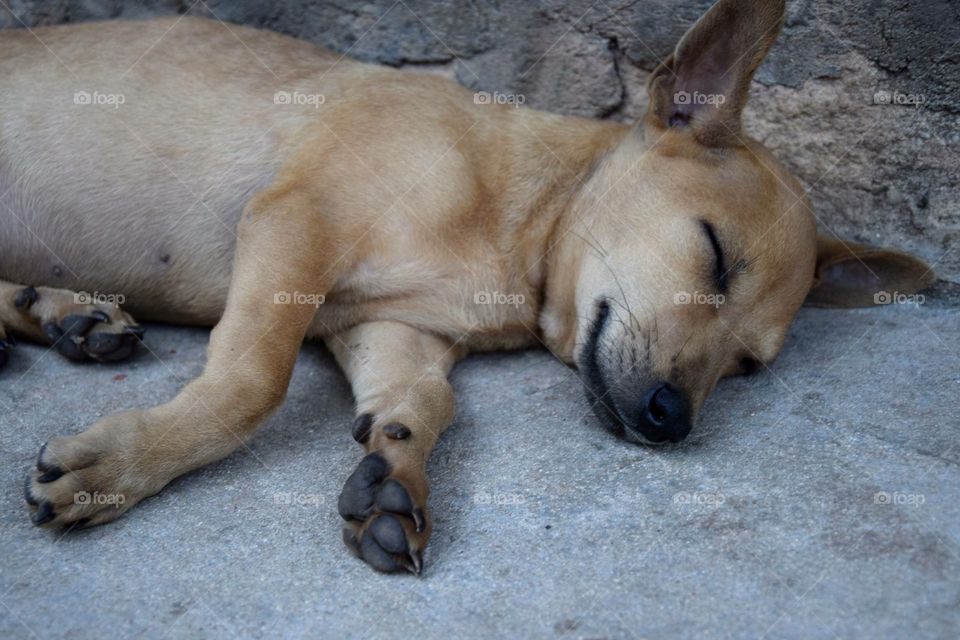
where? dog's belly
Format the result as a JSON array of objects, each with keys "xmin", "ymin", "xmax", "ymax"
[
  {"xmin": 0, "ymin": 138, "xmax": 272, "ymax": 323},
  {"xmin": 0, "ymin": 190, "xmax": 238, "ymax": 325},
  {"xmin": 0, "ymin": 19, "xmax": 325, "ymax": 323}
]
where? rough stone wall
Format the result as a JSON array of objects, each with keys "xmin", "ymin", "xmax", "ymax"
[{"xmin": 3, "ymin": 0, "xmax": 958, "ymax": 283}]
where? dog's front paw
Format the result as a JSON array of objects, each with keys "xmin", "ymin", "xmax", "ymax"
[
  {"xmin": 24, "ymin": 411, "xmax": 165, "ymax": 529},
  {"xmin": 337, "ymin": 451, "xmax": 428, "ymax": 575}
]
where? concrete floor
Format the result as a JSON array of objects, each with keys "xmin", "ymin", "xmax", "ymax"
[{"xmin": 1, "ymin": 302, "xmax": 958, "ymax": 639}]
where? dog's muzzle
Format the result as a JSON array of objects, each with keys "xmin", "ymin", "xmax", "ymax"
[{"xmin": 580, "ymin": 300, "xmax": 693, "ymax": 444}]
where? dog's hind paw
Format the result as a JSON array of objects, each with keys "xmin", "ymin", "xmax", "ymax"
[
  {"xmin": 14, "ymin": 286, "xmax": 144, "ymax": 362},
  {"xmin": 338, "ymin": 451, "xmax": 429, "ymax": 575}
]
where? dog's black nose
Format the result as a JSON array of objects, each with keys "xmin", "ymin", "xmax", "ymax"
[{"xmin": 637, "ymin": 382, "xmax": 692, "ymax": 443}]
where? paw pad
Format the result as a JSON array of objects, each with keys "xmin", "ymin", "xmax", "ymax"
[
  {"xmin": 338, "ymin": 452, "xmax": 428, "ymax": 575},
  {"xmin": 351, "ymin": 413, "xmax": 374, "ymax": 444}
]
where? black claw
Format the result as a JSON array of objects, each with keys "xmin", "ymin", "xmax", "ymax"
[
  {"xmin": 36, "ymin": 442, "xmax": 52, "ymax": 472},
  {"xmin": 351, "ymin": 413, "xmax": 374, "ymax": 444},
  {"xmin": 382, "ymin": 423, "xmax": 411, "ymax": 440},
  {"xmin": 412, "ymin": 508, "xmax": 425, "ymax": 533},
  {"xmin": 409, "ymin": 549, "xmax": 423, "ymax": 575},
  {"xmin": 32, "ymin": 502, "xmax": 55, "ymax": 525},
  {"xmin": 14, "ymin": 286, "xmax": 38, "ymax": 310},
  {"xmin": 23, "ymin": 476, "xmax": 38, "ymax": 506},
  {"xmin": 37, "ymin": 467, "xmax": 63, "ymax": 483},
  {"xmin": 368, "ymin": 514, "xmax": 409, "ymax": 555},
  {"xmin": 337, "ymin": 453, "xmax": 389, "ymax": 522},
  {"xmin": 90, "ymin": 310, "xmax": 111, "ymax": 324}
]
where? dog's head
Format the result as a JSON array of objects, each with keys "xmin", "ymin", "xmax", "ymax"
[{"xmin": 541, "ymin": 0, "xmax": 934, "ymax": 444}]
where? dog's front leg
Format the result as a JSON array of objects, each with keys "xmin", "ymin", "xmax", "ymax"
[
  {"xmin": 25, "ymin": 185, "xmax": 344, "ymax": 528},
  {"xmin": 325, "ymin": 321, "xmax": 464, "ymax": 574}
]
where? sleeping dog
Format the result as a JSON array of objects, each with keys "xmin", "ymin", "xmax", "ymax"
[{"xmin": 1, "ymin": 0, "xmax": 932, "ymax": 573}]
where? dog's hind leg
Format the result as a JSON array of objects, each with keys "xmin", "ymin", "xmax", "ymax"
[
  {"xmin": 23, "ymin": 183, "xmax": 346, "ymax": 528},
  {"xmin": 326, "ymin": 321, "xmax": 464, "ymax": 574},
  {"xmin": 0, "ymin": 280, "xmax": 143, "ymax": 363}
]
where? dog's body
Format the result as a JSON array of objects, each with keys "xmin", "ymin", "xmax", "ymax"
[
  {"xmin": 2, "ymin": 1, "xmax": 933, "ymax": 574},
  {"xmin": 1, "ymin": 17, "xmax": 619, "ymax": 350}
]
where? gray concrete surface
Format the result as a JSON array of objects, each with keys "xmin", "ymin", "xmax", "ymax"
[{"xmin": 1, "ymin": 302, "xmax": 958, "ymax": 639}]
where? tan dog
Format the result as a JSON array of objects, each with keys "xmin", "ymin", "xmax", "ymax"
[{"xmin": 1, "ymin": 0, "xmax": 933, "ymax": 574}]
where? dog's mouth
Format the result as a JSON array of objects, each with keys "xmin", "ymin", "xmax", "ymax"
[
  {"xmin": 578, "ymin": 299, "xmax": 628, "ymax": 438},
  {"xmin": 578, "ymin": 299, "xmax": 692, "ymax": 445}
]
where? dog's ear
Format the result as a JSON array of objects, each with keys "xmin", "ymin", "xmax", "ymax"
[
  {"xmin": 646, "ymin": 0, "xmax": 786, "ymax": 148},
  {"xmin": 806, "ymin": 235, "xmax": 935, "ymax": 308}
]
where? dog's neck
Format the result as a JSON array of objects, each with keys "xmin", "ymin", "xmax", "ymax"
[{"xmin": 493, "ymin": 110, "xmax": 632, "ymax": 361}]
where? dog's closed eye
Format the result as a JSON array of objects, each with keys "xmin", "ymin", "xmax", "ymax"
[{"xmin": 701, "ymin": 220, "xmax": 728, "ymax": 293}]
